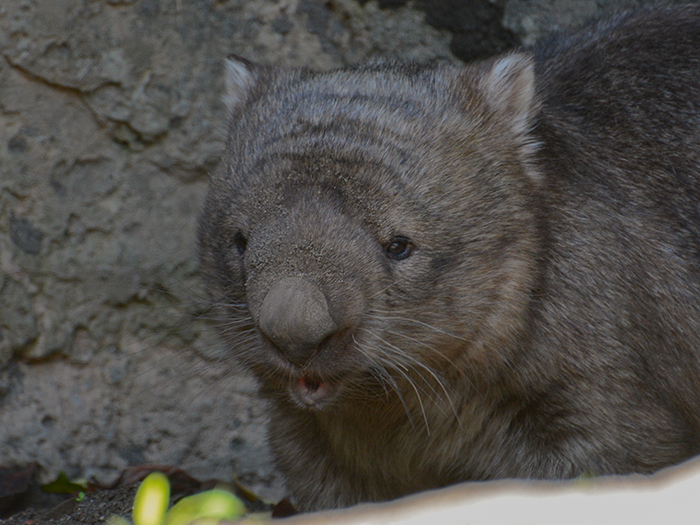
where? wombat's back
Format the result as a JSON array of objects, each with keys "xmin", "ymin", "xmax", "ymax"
[{"xmin": 527, "ymin": 6, "xmax": 700, "ymax": 447}]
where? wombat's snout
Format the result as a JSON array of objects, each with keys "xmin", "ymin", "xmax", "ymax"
[{"xmin": 258, "ymin": 277, "xmax": 338, "ymax": 367}]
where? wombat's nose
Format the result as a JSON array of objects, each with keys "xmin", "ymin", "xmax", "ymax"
[{"xmin": 258, "ymin": 277, "xmax": 338, "ymax": 367}]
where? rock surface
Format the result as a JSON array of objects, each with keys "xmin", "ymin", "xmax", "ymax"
[{"xmin": 1, "ymin": 0, "xmax": 695, "ymax": 503}]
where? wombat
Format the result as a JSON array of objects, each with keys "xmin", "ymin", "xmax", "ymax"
[{"xmin": 198, "ymin": 5, "xmax": 700, "ymax": 510}]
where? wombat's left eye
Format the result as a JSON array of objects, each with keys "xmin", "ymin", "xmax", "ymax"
[
  {"xmin": 385, "ymin": 236, "xmax": 414, "ymax": 261},
  {"xmin": 233, "ymin": 232, "xmax": 247, "ymax": 256}
]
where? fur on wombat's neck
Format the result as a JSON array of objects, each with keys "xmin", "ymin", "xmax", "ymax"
[{"xmin": 198, "ymin": 5, "xmax": 700, "ymax": 511}]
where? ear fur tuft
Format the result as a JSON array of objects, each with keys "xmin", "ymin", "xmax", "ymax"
[
  {"xmin": 479, "ymin": 52, "xmax": 536, "ymax": 136},
  {"xmin": 223, "ymin": 55, "xmax": 258, "ymax": 113}
]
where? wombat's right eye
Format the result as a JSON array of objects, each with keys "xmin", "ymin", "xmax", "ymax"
[
  {"xmin": 233, "ymin": 232, "xmax": 247, "ymax": 256},
  {"xmin": 385, "ymin": 236, "xmax": 414, "ymax": 261}
]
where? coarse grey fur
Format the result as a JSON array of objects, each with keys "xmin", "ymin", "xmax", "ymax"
[{"xmin": 198, "ymin": 5, "xmax": 700, "ymax": 510}]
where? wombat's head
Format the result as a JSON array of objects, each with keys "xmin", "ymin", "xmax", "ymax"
[{"xmin": 199, "ymin": 54, "xmax": 541, "ymax": 412}]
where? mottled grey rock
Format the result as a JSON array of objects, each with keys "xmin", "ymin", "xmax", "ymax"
[
  {"xmin": 502, "ymin": 0, "xmax": 694, "ymax": 45},
  {"xmin": 0, "ymin": 0, "xmax": 455, "ymax": 499},
  {"xmin": 365, "ymin": 0, "xmax": 518, "ymax": 61}
]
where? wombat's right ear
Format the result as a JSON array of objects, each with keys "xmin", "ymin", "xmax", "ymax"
[
  {"xmin": 477, "ymin": 52, "xmax": 536, "ymax": 137},
  {"xmin": 223, "ymin": 55, "xmax": 259, "ymax": 112}
]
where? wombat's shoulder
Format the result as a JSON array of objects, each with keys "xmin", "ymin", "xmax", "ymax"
[
  {"xmin": 534, "ymin": 6, "xmax": 700, "ymax": 113},
  {"xmin": 532, "ymin": 5, "xmax": 700, "ymax": 198}
]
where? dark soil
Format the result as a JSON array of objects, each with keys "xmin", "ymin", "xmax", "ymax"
[
  {"xmin": 3, "ymin": 483, "xmax": 139, "ymax": 525},
  {"xmin": 0, "ymin": 465, "xmax": 282, "ymax": 525}
]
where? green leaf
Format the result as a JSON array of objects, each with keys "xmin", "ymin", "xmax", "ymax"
[
  {"xmin": 107, "ymin": 515, "xmax": 132, "ymax": 525},
  {"xmin": 133, "ymin": 472, "xmax": 171, "ymax": 525},
  {"xmin": 165, "ymin": 488, "xmax": 247, "ymax": 525},
  {"xmin": 42, "ymin": 472, "xmax": 89, "ymax": 494}
]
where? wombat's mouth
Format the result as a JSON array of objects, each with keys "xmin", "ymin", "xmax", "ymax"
[{"xmin": 290, "ymin": 372, "xmax": 337, "ymax": 409}]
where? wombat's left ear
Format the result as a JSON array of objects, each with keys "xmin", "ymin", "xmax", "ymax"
[
  {"xmin": 223, "ymin": 55, "xmax": 260, "ymax": 112},
  {"xmin": 477, "ymin": 52, "xmax": 536, "ymax": 136}
]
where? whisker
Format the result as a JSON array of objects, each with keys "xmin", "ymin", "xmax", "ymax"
[
  {"xmin": 369, "ymin": 310, "xmax": 470, "ymax": 342},
  {"xmin": 353, "ymin": 336, "xmax": 417, "ymax": 428},
  {"xmin": 368, "ymin": 279, "xmax": 402, "ymax": 300},
  {"xmin": 358, "ymin": 326, "xmax": 464, "ymax": 425},
  {"xmin": 380, "ymin": 328, "xmax": 467, "ymax": 418},
  {"xmin": 357, "ymin": 330, "xmax": 447, "ymax": 433}
]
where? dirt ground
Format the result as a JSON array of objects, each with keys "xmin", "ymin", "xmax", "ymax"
[{"xmin": 0, "ymin": 465, "xmax": 284, "ymax": 525}]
